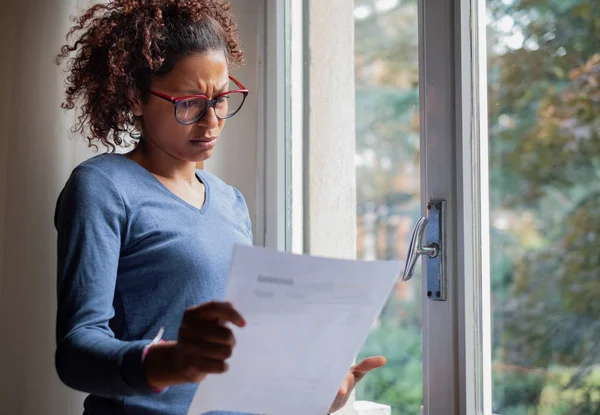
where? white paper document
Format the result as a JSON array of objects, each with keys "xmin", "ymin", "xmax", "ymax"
[{"xmin": 188, "ymin": 245, "xmax": 402, "ymax": 415}]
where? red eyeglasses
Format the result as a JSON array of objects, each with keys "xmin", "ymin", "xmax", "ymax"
[{"xmin": 149, "ymin": 75, "xmax": 249, "ymax": 125}]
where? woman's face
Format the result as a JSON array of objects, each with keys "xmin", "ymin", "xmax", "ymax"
[{"xmin": 135, "ymin": 50, "xmax": 229, "ymax": 163}]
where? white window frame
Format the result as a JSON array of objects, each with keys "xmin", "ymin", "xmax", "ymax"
[
  {"xmin": 455, "ymin": 0, "xmax": 493, "ymax": 413},
  {"xmin": 260, "ymin": 0, "xmax": 287, "ymax": 251},
  {"xmin": 419, "ymin": 0, "xmax": 492, "ymax": 413},
  {"xmin": 261, "ymin": 0, "xmax": 304, "ymax": 253},
  {"xmin": 262, "ymin": 0, "xmax": 493, "ymax": 413}
]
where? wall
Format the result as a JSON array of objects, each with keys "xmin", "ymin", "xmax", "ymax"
[
  {"xmin": 0, "ymin": 0, "xmax": 18, "ymax": 300},
  {"xmin": 304, "ymin": 0, "xmax": 356, "ymax": 256},
  {"xmin": 304, "ymin": 1, "xmax": 360, "ymax": 414},
  {"xmin": 205, "ymin": 0, "xmax": 263, "ymax": 239},
  {"xmin": 0, "ymin": 0, "xmax": 93, "ymax": 412},
  {"xmin": 0, "ymin": 0, "xmax": 263, "ymax": 413}
]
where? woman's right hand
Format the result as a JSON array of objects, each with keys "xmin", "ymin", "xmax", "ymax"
[
  {"xmin": 175, "ymin": 301, "xmax": 246, "ymax": 382},
  {"xmin": 143, "ymin": 301, "xmax": 246, "ymax": 389}
]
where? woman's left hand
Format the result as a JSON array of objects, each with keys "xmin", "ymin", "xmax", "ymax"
[{"xmin": 328, "ymin": 356, "xmax": 387, "ymax": 414}]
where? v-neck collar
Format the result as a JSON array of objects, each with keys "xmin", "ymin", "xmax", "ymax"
[{"xmin": 119, "ymin": 154, "xmax": 211, "ymax": 214}]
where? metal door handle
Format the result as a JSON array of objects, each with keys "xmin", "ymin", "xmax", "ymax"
[{"xmin": 402, "ymin": 217, "xmax": 439, "ymax": 281}]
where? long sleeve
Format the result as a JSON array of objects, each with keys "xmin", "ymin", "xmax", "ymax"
[
  {"xmin": 232, "ymin": 186, "xmax": 253, "ymax": 241},
  {"xmin": 54, "ymin": 164, "xmax": 156, "ymax": 398}
]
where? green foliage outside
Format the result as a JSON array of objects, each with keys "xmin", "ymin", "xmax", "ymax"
[{"xmin": 353, "ymin": 0, "xmax": 600, "ymax": 413}]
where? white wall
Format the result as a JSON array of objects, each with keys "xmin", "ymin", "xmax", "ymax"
[{"xmin": 0, "ymin": 0, "xmax": 263, "ymax": 413}]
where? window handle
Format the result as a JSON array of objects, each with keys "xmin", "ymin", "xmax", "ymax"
[
  {"xmin": 402, "ymin": 217, "xmax": 439, "ymax": 281},
  {"xmin": 402, "ymin": 201, "xmax": 446, "ymax": 301}
]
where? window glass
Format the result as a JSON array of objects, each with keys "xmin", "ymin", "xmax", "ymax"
[
  {"xmin": 354, "ymin": 1, "xmax": 423, "ymax": 413},
  {"xmin": 487, "ymin": 0, "xmax": 600, "ymax": 412}
]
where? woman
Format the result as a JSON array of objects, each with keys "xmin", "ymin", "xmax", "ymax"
[{"xmin": 54, "ymin": 1, "xmax": 385, "ymax": 414}]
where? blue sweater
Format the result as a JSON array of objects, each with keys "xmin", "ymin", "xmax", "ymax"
[{"xmin": 54, "ymin": 153, "xmax": 253, "ymax": 415}]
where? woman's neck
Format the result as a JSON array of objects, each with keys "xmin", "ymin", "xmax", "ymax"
[{"xmin": 127, "ymin": 139, "xmax": 198, "ymax": 184}]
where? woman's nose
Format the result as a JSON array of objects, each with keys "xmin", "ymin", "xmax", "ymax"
[{"xmin": 197, "ymin": 106, "xmax": 219, "ymax": 129}]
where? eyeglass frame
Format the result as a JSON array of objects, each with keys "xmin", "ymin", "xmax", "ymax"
[{"xmin": 148, "ymin": 75, "xmax": 249, "ymax": 125}]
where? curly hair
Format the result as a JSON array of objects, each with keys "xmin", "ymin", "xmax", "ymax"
[{"xmin": 57, "ymin": 0, "xmax": 244, "ymax": 151}]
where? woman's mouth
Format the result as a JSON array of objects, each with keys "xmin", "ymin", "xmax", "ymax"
[{"xmin": 190, "ymin": 137, "xmax": 217, "ymax": 149}]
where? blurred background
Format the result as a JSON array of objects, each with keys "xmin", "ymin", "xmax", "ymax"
[{"xmin": 352, "ymin": 0, "xmax": 600, "ymax": 414}]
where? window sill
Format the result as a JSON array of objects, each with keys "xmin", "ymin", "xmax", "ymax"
[{"xmin": 353, "ymin": 400, "xmax": 391, "ymax": 415}]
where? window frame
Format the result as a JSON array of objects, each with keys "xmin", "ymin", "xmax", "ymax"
[
  {"xmin": 264, "ymin": 0, "xmax": 494, "ymax": 413},
  {"xmin": 261, "ymin": 0, "xmax": 295, "ymax": 252},
  {"xmin": 419, "ymin": 0, "xmax": 492, "ymax": 413},
  {"xmin": 455, "ymin": 0, "xmax": 493, "ymax": 413}
]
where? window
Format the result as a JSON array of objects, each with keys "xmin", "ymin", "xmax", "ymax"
[
  {"xmin": 271, "ymin": 0, "xmax": 485, "ymax": 413},
  {"xmin": 266, "ymin": 0, "xmax": 600, "ymax": 413},
  {"xmin": 353, "ymin": 1, "xmax": 423, "ymax": 414}
]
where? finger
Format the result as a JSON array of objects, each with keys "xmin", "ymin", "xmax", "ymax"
[
  {"xmin": 338, "ymin": 372, "xmax": 355, "ymax": 396},
  {"xmin": 177, "ymin": 348, "xmax": 231, "ymax": 380},
  {"xmin": 352, "ymin": 356, "xmax": 387, "ymax": 380},
  {"xmin": 180, "ymin": 323, "xmax": 236, "ymax": 346},
  {"xmin": 180, "ymin": 340, "xmax": 233, "ymax": 360},
  {"xmin": 188, "ymin": 301, "xmax": 246, "ymax": 327},
  {"xmin": 190, "ymin": 357, "xmax": 229, "ymax": 374}
]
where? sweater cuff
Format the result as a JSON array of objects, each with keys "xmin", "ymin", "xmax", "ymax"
[
  {"xmin": 120, "ymin": 340, "xmax": 167, "ymax": 395},
  {"xmin": 142, "ymin": 339, "xmax": 167, "ymax": 393}
]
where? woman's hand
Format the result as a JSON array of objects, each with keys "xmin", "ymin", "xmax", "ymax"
[
  {"xmin": 175, "ymin": 301, "xmax": 246, "ymax": 382},
  {"xmin": 328, "ymin": 356, "xmax": 387, "ymax": 414},
  {"xmin": 143, "ymin": 301, "xmax": 246, "ymax": 389}
]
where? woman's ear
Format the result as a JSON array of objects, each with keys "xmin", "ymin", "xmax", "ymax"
[
  {"xmin": 131, "ymin": 101, "xmax": 143, "ymax": 117},
  {"xmin": 130, "ymin": 93, "xmax": 143, "ymax": 117}
]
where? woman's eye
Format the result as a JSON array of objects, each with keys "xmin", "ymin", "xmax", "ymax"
[{"xmin": 181, "ymin": 99, "xmax": 201, "ymax": 108}]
